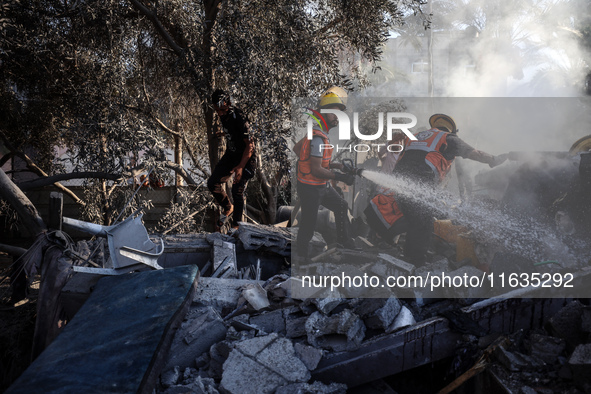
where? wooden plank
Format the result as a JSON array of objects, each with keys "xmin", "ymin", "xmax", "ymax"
[{"xmin": 7, "ymin": 265, "xmax": 199, "ymax": 394}]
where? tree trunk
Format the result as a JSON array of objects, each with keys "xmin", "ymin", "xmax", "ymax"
[{"xmin": 0, "ymin": 169, "xmax": 46, "ymax": 236}]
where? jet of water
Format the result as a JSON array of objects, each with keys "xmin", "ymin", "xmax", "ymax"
[{"xmin": 360, "ymin": 170, "xmax": 586, "ymax": 266}]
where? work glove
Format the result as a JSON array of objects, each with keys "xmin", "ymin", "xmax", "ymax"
[
  {"xmin": 342, "ymin": 159, "xmax": 364, "ymax": 176},
  {"xmin": 489, "ymin": 153, "xmax": 508, "ymax": 168},
  {"xmin": 334, "ymin": 171, "xmax": 355, "ymax": 186}
]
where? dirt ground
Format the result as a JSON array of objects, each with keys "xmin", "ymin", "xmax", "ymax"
[{"xmin": 0, "ymin": 253, "xmax": 37, "ymax": 392}]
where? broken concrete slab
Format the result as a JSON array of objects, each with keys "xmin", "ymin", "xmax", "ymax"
[
  {"xmin": 546, "ymin": 300, "xmax": 586, "ymax": 350},
  {"xmin": 242, "ymin": 283, "xmax": 270, "ymax": 310},
  {"xmin": 7, "ymin": 265, "xmax": 199, "ymax": 394},
  {"xmin": 313, "ymin": 297, "xmax": 569, "ymax": 388},
  {"xmin": 256, "ymin": 337, "xmax": 311, "ymax": 382},
  {"xmin": 235, "ymin": 222, "xmax": 291, "ymax": 257},
  {"xmin": 377, "ymin": 253, "xmax": 415, "ymax": 274},
  {"xmin": 294, "ymin": 342, "xmax": 323, "ymax": 371},
  {"xmin": 208, "ymin": 340, "xmax": 234, "ymax": 379},
  {"xmin": 306, "ymin": 309, "xmax": 366, "ymax": 352},
  {"xmin": 528, "ymin": 333, "xmax": 566, "ymax": 364},
  {"xmin": 211, "ymin": 239, "xmax": 237, "ymax": 273},
  {"xmin": 312, "ymin": 292, "xmax": 345, "ymax": 315},
  {"xmin": 493, "ymin": 346, "xmax": 543, "ymax": 372},
  {"xmin": 221, "ymin": 350, "xmax": 287, "ymax": 394},
  {"xmin": 386, "ymin": 306, "xmax": 416, "ymax": 334},
  {"xmin": 285, "ymin": 309, "xmax": 309, "ymax": 339},
  {"xmin": 160, "ymin": 366, "xmax": 181, "ymax": 389},
  {"xmin": 193, "ymin": 277, "xmax": 263, "ymax": 313},
  {"xmin": 353, "ymin": 297, "xmax": 402, "ymax": 330},
  {"xmin": 221, "ymin": 334, "xmax": 310, "ymax": 394},
  {"xmin": 249, "ymin": 309, "xmax": 286, "ymax": 335},
  {"xmin": 163, "ymin": 305, "xmax": 227, "ymax": 371}
]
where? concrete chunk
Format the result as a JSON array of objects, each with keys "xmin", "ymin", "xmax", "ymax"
[
  {"xmin": 546, "ymin": 300, "xmax": 586, "ymax": 349},
  {"xmin": 193, "ymin": 277, "xmax": 264, "ymax": 312},
  {"xmin": 256, "ymin": 338, "xmax": 311, "ymax": 382},
  {"xmin": 354, "ymin": 297, "xmax": 401, "ymax": 330},
  {"xmin": 233, "ymin": 333, "xmax": 279, "ymax": 357},
  {"xmin": 386, "ymin": 306, "xmax": 416, "ymax": 333},
  {"xmin": 221, "ymin": 350, "xmax": 287, "ymax": 394},
  {"xmin": 164, "ymin": 306, "xmax": 227, "ymax": 371},
  {"xmin": 528, "ymin": 334, "xmax": 566, "ymax": 364},
  {"xmin": 249, "ymin": 309, "xmax": 286, "ymax": 334},
  {"xmin": 285, "ymin": 313, "xmax": 308, "ymax": 339},
  {"xmin": 377, "ymin": 253, "xmax": 415, "ymax": 274},
  {"xmin": 294, "ymin": 342, "xmax": 323, "ymax": 371},
  {"xmin": 306, "ymin": 310, "xmax": 365, "ymax": 352}
]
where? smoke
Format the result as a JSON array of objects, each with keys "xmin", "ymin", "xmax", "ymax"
[{"xmin": 364, "ymin": 0, "xmax": 591, "ymax": 98}]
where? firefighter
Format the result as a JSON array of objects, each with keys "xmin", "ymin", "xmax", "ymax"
[
  {"xmin": 393, "ymin": 113, "xmax": 507, "ymax": 265},
  {"xmin": 208, "ymin": 89, "xmax": 256, "ymax": 229},
  {"xmin": 294, "ymin": 87, "xmax": 359, "ymax": 259},
  {"xmin": 365, "ymin": 132, "xmax": 407, "ymax": 243}
]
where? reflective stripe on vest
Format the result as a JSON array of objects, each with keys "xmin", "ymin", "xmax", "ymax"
[
  {"xmin": 297, "ymin": 128, "xmax": 333, "ymax": 186},
  {"xmin": 403, "ymin": 129, "xmax": 454, "ymax": 182},
  {"xmin": 370, "ymin": 193, "xmax": 404, "ymax": 230}
]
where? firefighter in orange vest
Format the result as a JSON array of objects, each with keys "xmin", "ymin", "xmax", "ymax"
[
  {"xmin": 365, "ymin": 133, "xmax": 407, "ymax": 243},
  {"xmin": 393, "ymin": 114, "xmax": 507, "ymax": 265},
  {"xmin": 294, "ymin": 87, "xmax": 359, "ymax": 259}
]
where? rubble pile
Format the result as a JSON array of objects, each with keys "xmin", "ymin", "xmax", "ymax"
[
  {"xmin": 480, "ymin": 300, "xmax": 591, "ymax": 393},
  {"xmin": 156, "ymin": 270, "xmax": 420, "ymax": 394}
]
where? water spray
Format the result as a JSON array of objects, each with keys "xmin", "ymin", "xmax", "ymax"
[{"xmin": 359, "ymin": 170, "xmax": 588, "ymax": 266}]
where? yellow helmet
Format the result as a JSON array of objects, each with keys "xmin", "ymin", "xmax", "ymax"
[
  {"xmin": 318, "ymin": 86, "xmax": 347, "ymax": 110},
  {"xmin": 429, "ymin": 113, "xmax": 457, "ymax": 133}
]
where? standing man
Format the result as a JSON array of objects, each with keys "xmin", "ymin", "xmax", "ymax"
[
  {"xmin": 294, "ymin": 86, "xmax": 360, "ymax": 259},
  {"xmin": 208, "ymin": 89, "xmax": 256, "ymax": 229},
  {"xmin": 394, "ymin": 113, "xmax": 506, "ymax": 265}
]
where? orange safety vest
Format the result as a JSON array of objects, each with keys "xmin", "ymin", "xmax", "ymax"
[
  {"xmin": 297, "ymin": 128, "xmax": 333, "ymax": 186},
  {"xmin": 402, "ymin": 128, "xmax": 454, "ymax": 183},
  {"xmin": 369, "ymin": 192, "xmax": 404, "ymax": 229}
]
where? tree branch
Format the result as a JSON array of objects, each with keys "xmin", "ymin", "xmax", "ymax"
[
  {"xmin": 0, "ymin": 169, "xmax": 46, "ymax": 236},
  {"xmin": 17, "ymin": 172, "xmax": 123, "ymax": 190},
  {"xmin": 0, "ymin": 132, "xmax": 86, "ymax": 206},
  {"xmin": 128, "ymin": 0, "xmax": 184, "ymax": 56}
]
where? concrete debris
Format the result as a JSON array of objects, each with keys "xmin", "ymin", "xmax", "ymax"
[
  {"xmin": 285, "ymin": 308, "xmax": 309, "ymax": 339},
  {"xmin": 160, "ymin": 366, "xmax": 180, "ymax": 388},
  {"xmin": 242, "ymin": 283, "xmax": 270, "ymax": 310},
  {"xmin": 306, "ymin": 309, "xmax": 366, "ymax": 352},
  {"xmin": 528, "ymin": 333, "xmax": 566, "ymax": 364},
  {"xmin": 493, "ymin": 345, "xmax": 544, "ymax": 372},
  {"xmin": 249, "ymin": 309, "xmax": 286, "ymax": 335},
  {"xmin": 294, "ymin": 342, "xmax": 323, "ymax": 371},
  {"xmin": 311, "ymin": 291, "xmax": 345, "ymax": 315},
  {"xmin": 353, "ymin": 297, "xmax": 402, "ymax": 330},
  {"xmin": 220, "ymin": 334, "xmax": 310, "ymax": 394},
  {"xmin": 386, "ymin": 306, "xmax": 416, "ymax": 333},
  {"xmin": 193, "ymin": 277, "xmax": 263, "ymax": 314},
  {"xmin": 377, "ymin": 253, "xmax": 415, "ymax": 274},
  {"xmin": 164, "ymin": 306, "xmax": 227, "ymax": 371},
  {"xmin": 235, "ymin": 222, "xmax": 292, "ymax": 257},
  {"xmin": 546, "ymin": 300, "xmax": 586, "ymax": 350},
  {"xmin": 211, "ymin": 239, "xmax": 237, "ymax": 274}
]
